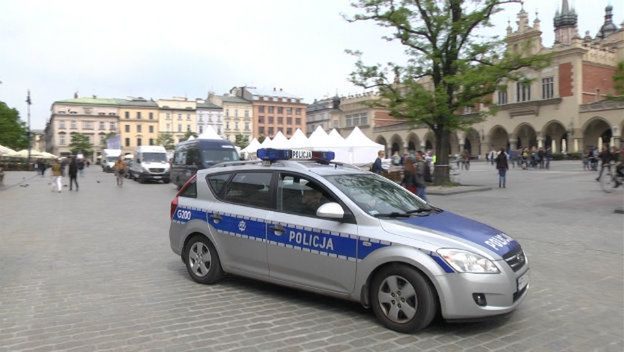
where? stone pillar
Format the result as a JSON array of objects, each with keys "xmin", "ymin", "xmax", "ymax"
[
  {"xmin": 537, "ymin": 136, "xmax": 544, "ymax": 148},
  {"xmin": 551, "ymin": 139, "xmax": 557, "ymax": 153},
  {"xmin": 509, "ymin": 139, "xmax": 517, "ymax": 151},
  {"xmin": 573, "ymin": 138, "xmax": 581, "ymax": 153}
]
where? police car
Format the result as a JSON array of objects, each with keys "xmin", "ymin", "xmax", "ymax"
[{"xmin": 169, "ymin": 148, "xmax": 529, "ymax": 333}]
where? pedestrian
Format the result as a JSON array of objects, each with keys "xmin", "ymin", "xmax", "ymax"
[
  {"xmin": 596, "ymin": 145, "xmax": 613, "ymax": 181},
  {"xmin": 114, "ymin": 156, "xmax": 126, "ymax": 187},
  {"xmin": 402, "ymin": 157, "xmax": 417, "ymax": 194},
  {"xmin": 489, "ymin": 150, "xmax": 496, "ymax": 165},
  {"xmin": 545, "ymin": 147, "xmax": 552, "ymax": 170},
  {"xmin": 78, "ymin": 158, "xmax": 85, "ymax": 177},
  {"xmin": 414, "ymin": 151, "xmax": 428, "ymax": 201},
  {"xmin": 36, "ymin": 159, "xmax": 47, "ymax": 176},
  {"xmin": 495, "ymin": 148, "xmax": 509, "ymax": 188},
  {"xmin": 51, "ymin": 158, "xmax": 63, "ymax": 193},
  {"xmin": 371, "ymin": 150, "xmax": 384, "ymax": 174},
  {"xmin": 538, "ymin": 147, "xmax": 545, "ymax": 169},
  {"xmin": 68, "ymin": 156, "xmax": 79, "ymax": 191}
]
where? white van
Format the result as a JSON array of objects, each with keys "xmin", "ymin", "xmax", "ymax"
[
  {"xmin": 101, "ymin": 149, "xmax": 122, "ymax": 172},
  {"xmin": 129, "ymin": 146, "xmax": 170, "ymax": 183}
]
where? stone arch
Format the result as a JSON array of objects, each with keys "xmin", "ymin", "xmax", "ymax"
[
  {"xmin": 424, "ymin": 131, "xmax": 436, "ymax": 151},
  {"xmin": 582, "ymin": 117, "xmax": 612, "ymax": 151},
  {"xmin": 542, "ymin": 120, "xmax": 567, "ymax": 153},
  {"xmin": 375, "ymin": 136, "xmax": 388, "ymax": 155},
  {"xmin": 390, "ymin": 134, "xmax": 403, "ymax": 156},
  {"xmin": 513, "ymin": 123, "xmax": 537, "ymax": 149},
  {"xmin": 463, "ymin": 128, "xmax": 481, "ymax": 156},
  {"xmin": 406, "ymin": 132, "xmax": 420, "ymax": 152},
  {"xmin": 488, "ymin": 125, "xmax": 509, "ymax": 151}
]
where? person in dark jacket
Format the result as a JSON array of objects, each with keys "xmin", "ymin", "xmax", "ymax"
[
  {"xmin": 371, "ymin": 150, "xmax": 385, "ymax": 174},
  {"xmin": 596, "ymin": 145, "xmax": 614, "ymax": 181},
  {"xmin": 402, "ymin": 157, "xmax": 417, "ymax": 194},
  {"xmin": 495, "ymin": 148, "xmax": 509, "ymax": 188},
  {"xmin": 68, "ymin": 156, "xmax": 79, "ymax": 191}
]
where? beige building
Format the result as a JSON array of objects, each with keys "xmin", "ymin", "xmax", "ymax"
[
  {"xmin": 208, "ymin": 94, "xmax": 252, "ymax": 142},
  {"xmin": 45, "ymin": 97, "xmax": 120, "ymax": 159},
  {"xmin": 118, "ymin": 98, "xmax": 160, "ymax": 154},
  {"xmin": 372, "ymin": 2, "xmax": 624, "ymax": 157},
  {"xmin": 156, "ymin": 98, "xmax": 197, "ymax": 145}
]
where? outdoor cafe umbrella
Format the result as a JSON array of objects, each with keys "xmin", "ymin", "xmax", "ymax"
[{"xmin": 0, "ymin": 145, "xmax": 16, "ymax": 156}]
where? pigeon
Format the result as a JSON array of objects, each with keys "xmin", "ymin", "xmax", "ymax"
[{"xmin": 19, "ymin": 184, "xmax": 29, "ymax": 188}]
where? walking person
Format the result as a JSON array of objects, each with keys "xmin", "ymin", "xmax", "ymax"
[
  {"xmin": 51, "ymin": 158, "xmax": 63, "ymax": 193},
  {"xmin": 371, "ymin": 150, "xmax": 384, "ymax": 174},
  {"xmin": 495, "ymin": 148, "xmax": 509, "ymax": 188},
  {"xmin": 402, "ymin": 157, "xmax": 417, "ymax": 194},
  {"xmin": 414, "ymin": 151, "xmax": 428, "ymax": 201},
  {"xmin": 68, "ymin": 156, "xmax": 79, "ymax": 191},
  {"xmin": 78, "ymin": 158, "xmax": 85, "ymax": 177},
  {"xmin": 114, "ymin": 156, "xmax": 126, "ymax": 187},
  {"xmin": 596, "ymin": 145, "xmax": 613, "ymax": 181}
]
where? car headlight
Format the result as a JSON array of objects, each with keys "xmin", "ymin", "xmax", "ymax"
[{"xmin": 437, "ymin": 249, "xmax": 500, "ymax": 274}]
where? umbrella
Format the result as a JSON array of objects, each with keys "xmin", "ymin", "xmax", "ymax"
[
  {"xmin": 12, "ymin": 149, "xmax": 45, "ymax": 159},
  {"xmin": 0, "ymin": 145, "xmax": 16, "ymax": 156}
]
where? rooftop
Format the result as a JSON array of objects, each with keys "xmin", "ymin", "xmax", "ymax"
[{"xmin": 54, "ymin": 97, "xmax": 124, "ymax": 106}]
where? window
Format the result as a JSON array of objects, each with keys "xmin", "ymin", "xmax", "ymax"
[
  {"xmin": 178, "ymin": 114, "xmax": 182, "ymax": 121},
  {"xmin": 125, "ymin": 138, "xmax": 130, "ymax": 147},
  {"xmin": 277, "ymin": 174, "xmax": 337, "ymax": 218},
  {"xmin": 166, "ymin": 123, "xmax": 171, "ymax": 131},
  {"xmin": 137, "ymin": 138, "xmax": 142, "ymax": 146},
  {"xmin": 245, "ymin": 123, "xmax": 250, "ymax": 131},
  {"xmin": 295, "ymin": 118, "xmax": 301, "ymax": 125},
  {"xmin": 542, "ymin": 77, "xmax": 554, "ymax": 99},
  {"xmin": 235, "ymin": 109, "xmax": 239, "ymax": 117},
  {"xmin": 125, "ymin": 112, "xmax": 130, "ymax": 119},
  {"xmin": 516, "ymin": 82, "xmax": 531, "ymax": 102},
  {"xmin": 258, "ymin": 116, "xmax": 265, "ymax": 123},
  {"xmin": 498, "ymin": 89, "xmax": 508, "ymax": 105},
  {"xmin": 286, "ymin": 107, "xmax": 293, "ymax": 115},
  {"xmin": 259, "ymin": 126, "xmax": 265, "ymax": 135},
  {"xmin": 179, "ymin": 176, "xmax": 197, "ymax": 198},
  {"xmin": 345, "ymin": 113, "xmax": 367, "ymax": 127},
  {"xmin": 268, "ymin": 127, "xmax": 274, "ymax": 135},
  {"xmin": 258, "ymin": 106, "xmax": 265, "ymax": 113},
  {"xmin": 125, "ymin": 125, "xmax": 130, "ymax": 133},
  {"xmin": 71, "ymin": 120, "xmax": 77, "ymax": 129},
  {"xmin": 295, "ymin": 108, "xmax": 302, "ymax": 115},
  {"xmin": 286, "ymin": 128, "xmax": 292, "ymax": 135},
  {"xmin": 82, "ymin": 121, "xmax": 93, "ymax": 130},
  {"xmin": 278, "ymin": 116, "xmax": 283, "ymax": 124},
  {"xmin": 149, "ymin": 138, "xmax": 154, "ymax": 146},
  {"xmin": 137, "ymin": 112, "xmax": 142, "ymax": 119},
  {"xmin": 137, "ymin": 125, "xmax": 142, "ymax": 133},
  {"xmin": 149, "ymin": 112, "xmax": 154, "ymax": 120},
  {"xmin": 277, "ymin": 107, "xmax": 283, "ymax": 114},
  {"xmin": 222, "ymin": 172, "xmax": 273, "ymax": 208},
  {"xmin": 59, "ymin": 134, "xmax": 65, "ymax": 145},
  {"xmin": 226, "ymin": 122, "xmax": 230, "ymax": 130},
  {"xmin": 110, "ymin": 122, "xmax": 116, "ymax": 131},
  {"xmin": 268, "ymin": 106, "xmax": 275, "ymax": 113},
  {"xmin": 149, "ymin": 125, "xmax": 154, "ymax": 133},
  {"xmin": 99, "ymin": 121, "xmax": 105, "ymax": 130},
  {"xmin": 187, "ymin": 114, "xmax": 190, "ymax": 121},
  {"xmin": 178, "ymin": 124, "xmax": 182, "ymax": 132},
  {"xmin": 199, "ymin": 126, "xmax": 203, "ymax": 134},
  {"xmin": 244, "ymin": 110, "xmax": 249, "ymax": 118},
  {"xmin": 187, "ymin": 125, "xmax": 191, "ymax": 132},
  {"xmin": 287, "ymin": 117, "xmax": 292, "ymax": 125},
  {"xmin": 59, "ymin": 121, "xmax": 66, "ymax": 129},
  {"xmin": 269, "ymin": 116, "xmax": 274, "ymax": 124},
  {"xmin": 235, "ymin": 122, "xmax": 239, "ymax": 130},
  {"xmin": 166, "ymin": 113, "xmax": 171, "ymax": 120},
  {"xmin": 207, "ymin": 173, "xmax": 231, "ymax": 196}
]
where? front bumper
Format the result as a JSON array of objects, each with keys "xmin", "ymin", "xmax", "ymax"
[
  {"xmin": 435, "ymin": 262, "xmax": 529, "ymax": 320},
  {"xmin": 136, "ymin": 171, "xmax": 169, "ymax": 181}
]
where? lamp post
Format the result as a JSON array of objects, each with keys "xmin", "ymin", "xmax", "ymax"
[{"xmin": 26, "ymin": 90, "xmax": 32, "ymax": 166}]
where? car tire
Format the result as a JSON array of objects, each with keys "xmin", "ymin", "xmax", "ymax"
[
  {"xmin": 163, "ymin": 179, "xmax": 170, "ymax": 184},
  {"xmin": 183, "ymin": 235, "xmax": 224, "ymax": 284},
  {"xmin": 370, "ymin": 264, "xmax": 437, "ymax": 333}
]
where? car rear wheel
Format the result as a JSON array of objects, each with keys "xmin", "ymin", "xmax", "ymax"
[
  {"xmin": 184, "ymin": 236, "xmax": 224, "ymax": 284},
  {"xmin": 371, "ymin": 264, "xmax": 436, "ymax": 333}
]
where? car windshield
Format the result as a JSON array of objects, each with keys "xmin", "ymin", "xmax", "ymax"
[
  {"xmin": 201, "ymin": 149, "xmax": 239, "ymax": 165},
  {"xmin": 325, "ymin": 174, "xmax": 432, "ymax": 217},
  {"xmin": 142, "ymin": 152, "xmax": 167, "ymax": 163}
]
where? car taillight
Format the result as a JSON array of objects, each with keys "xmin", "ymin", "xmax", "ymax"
[{"xmin": 170, "ymin": 196, "xmax": 178, "ymax": 219}]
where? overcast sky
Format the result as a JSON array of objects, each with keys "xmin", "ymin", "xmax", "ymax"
[{"xmin": 0, "ymin": 0, "xmax": 620, "ymax": 130}]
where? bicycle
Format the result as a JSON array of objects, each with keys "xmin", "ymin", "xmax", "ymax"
[{"xmin": 600, "ymin": 163, "xmax": 624, "ymax": 193}]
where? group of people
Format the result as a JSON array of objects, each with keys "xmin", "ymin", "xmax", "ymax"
[
  {"xmin": 594, "ymin": 145, "xmax": 624, "ymax": 187},
  {"xmin": 488, "ymin": 147, "xmax": 552, "ymax": 170},
  {"xmin": 49, "ymin": 156, "xmax": 86, "ymax": 193},
  {"xmin": 372, "ymin": 150, "xmax": 430, "ymax": 201}
]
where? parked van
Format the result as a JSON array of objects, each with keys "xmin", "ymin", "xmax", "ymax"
[
  {"xmin": 170, "ymin": 138, "xmax": 239, "ymax": 189},
  {"xmin": 129, "ymin": 145, "xmax": 170, "ymax": 183},
  {"xmin": 101, "ymin": 149, "xmax": 122, "ymax": 172}
]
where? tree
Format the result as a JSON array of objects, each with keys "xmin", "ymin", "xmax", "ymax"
[
  {"xmin": 69, "ymin": 133, "xmax": 93, "ymax": 156},
  {"xmin": 611, "ymin": 61, "xmax": 624, "ymax": 99},
  {"xmin": 183, "ymin": 130, "xmax": 198, "ymax": 141},
  {"xmin": 0, "ymin": 101, "xmax": 28, "ymax": 150},
  {"xmin": 100, "ymin": 132, "xmax": 117, "ymax": 148},
  {"xmin": 157, "ymin": 132, "xmax": 175, "ymax": 150},
  {"xmin": 257, "ymin": 135, "xmax": 266, "ymax": 143},
  {"xmin": 235, "ymin": 134, "xmax": 249, "ymax": 149},
  {"xmin": 347, "ymin": 0, "xmax": 549, "ymax": 184}
]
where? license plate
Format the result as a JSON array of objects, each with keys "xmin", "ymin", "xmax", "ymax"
[
  {"xmin": 153, "ymin": 176, "xmax": 161, "ymax": 179},
  {"xmin": 517, "ymin": 272, "xmax": 529, "ymax": 291}
]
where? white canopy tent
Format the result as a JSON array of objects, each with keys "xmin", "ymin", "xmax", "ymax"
[
  {"xmin": 270, "ymin": 131, "xmax": 289, "ymax": 149},
  {"xmin": 0, "ymin": 145, "xmax": 16, "ymax": 156},
  {"xmin": 197, "ymin": 125, "xmax": 222, "ymax": 140},
  {"xmin": 307, "ymin": 126, "xmax": 329, "ymax": 149},
  {"xmin": 260, "ymin": 136, "xmax": 273, "ymax": 148},
  {"xmin": 242, "ymin": 138, "xmax": 261, "ymax": 154},
  {"xmin": 287, "ymin": 129, "xmax": 310, "ymax": 149},
  {"xmin": 322, "ymin": 129, "xmax": 351, "ymax": 163},
  {"xmin": 345, "ymin": 126, "xmax": 385, "ymax": 164}
]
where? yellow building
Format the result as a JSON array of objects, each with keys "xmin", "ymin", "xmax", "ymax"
[
  {"xmin": 156, "ymin": 98, "xmax": 197, "ymax": 144},
  {"xmin": 118, "ymin": 98, "xmax": 160, "ymax": 154}
]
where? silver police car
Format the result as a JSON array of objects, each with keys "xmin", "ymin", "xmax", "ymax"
[{"xmin": 169, "ymin": 149, "xmax": 529, "ymax": 333}]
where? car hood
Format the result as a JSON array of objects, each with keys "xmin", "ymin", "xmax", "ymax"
[{"xmin": 382, "ymin": 210, "xmax": 520, "ymax": 257}]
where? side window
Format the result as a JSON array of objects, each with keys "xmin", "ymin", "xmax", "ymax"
[
  {"xmin": 222, "ymin": 172, "xmax": 273, "ymax": 209},
  {"xmin": 186, "ymin": 148, "xmax": 200, "ymax": 166},
  {"xmin": 207, "ymin": 173, "xmax": 231, "ymax": 197},
  {"xmin": 278, "ymin": 173, "xmax": 336, "ymax": 218},
  {"xmin": 174, "ymin": 148, "xmax": 186, "ymax": 165},
  {"xmin": 179, "ymin": 176, "xmax": 197, "ymax": 198}
]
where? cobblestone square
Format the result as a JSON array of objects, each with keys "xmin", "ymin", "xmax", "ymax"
[{"xmin": 0, "ymin": 161, "xmax": 622, "ymax": 352}]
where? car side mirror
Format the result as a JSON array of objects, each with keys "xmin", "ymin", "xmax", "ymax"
[{"xmin": 316, "ymin": 202, "xmax": 344, "ymax": 220}]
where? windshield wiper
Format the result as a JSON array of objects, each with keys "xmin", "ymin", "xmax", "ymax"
[{"xmin": 373, "ymin": 212, "xmax": 412, "ymax": 218}]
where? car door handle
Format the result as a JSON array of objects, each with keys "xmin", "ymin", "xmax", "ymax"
[
  {"xmin": 210, "ymin": 213, "xmax": 221, "ymax": 224},
  {"xmin": 269, "ymin": 224, "xmax": 283, "ymax": 236}
]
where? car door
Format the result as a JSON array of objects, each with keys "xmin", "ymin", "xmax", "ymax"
[
  {"xmin": 206, "ymin": 171, "xmax": 273, "ymax": 280},
  {"xmin": 266, "ymin": 172, "xmax": 358, "ymax": 295}
]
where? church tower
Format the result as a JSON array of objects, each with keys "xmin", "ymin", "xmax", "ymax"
[
  {"xmin": 506, "ymin": 4, "xmax": 543, "ymax": 55},
  {"xmin": 554, "ymin": 0, "xmax": 579, "ymax": 45}
]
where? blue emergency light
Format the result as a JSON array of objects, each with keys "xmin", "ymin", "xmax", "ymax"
[{"xmin": 256, "ymin": 148, "xmax": 335, "ymax": 162}]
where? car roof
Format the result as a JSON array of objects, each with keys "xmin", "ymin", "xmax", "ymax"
[
  {"xmin": 177, "ymin": 139, "xmax": 236, "ymax": 149},
  {"xmin": 197, "ymin": 160, "xmax": 367, "ymax": 177}
]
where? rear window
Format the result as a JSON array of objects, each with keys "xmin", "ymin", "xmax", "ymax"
[
  {"xmin": 221, "ymin": 172, "xmax": 273, "ymax": 209},
  {"xmin": 207, "ymin": 173, "xmax": 231, "ymax": 196},
  {"xmin": 201, "ymin": 148, "xmax": 239, "ymax": 165}
]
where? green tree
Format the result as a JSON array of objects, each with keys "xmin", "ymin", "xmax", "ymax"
[
  {"xmin": 157, "ymin": 132, "xmax": 175, "ymax": 149},
  {"xmin": 183, "ymin": 130, "xmax": 198, "ymax": 141},
  {"xmin": 612, "ymin": 61, "xmax": 624, "ymax": 98},
  {"xmin": 347, "ymin": 0, "xmax": 549, "ymax": 184},
  {"xmin": 0, "ymin": 101, "xmax": 29, "ymax": 150},
  {"xmin": 235, "ymin": 134, "xmax": 249, "ymax": 149},
  {"xmin": 69, "ymin": 133, "xmax": 93, "ymax": 156},
  {"xmin": 257, "ymin": 135, "xmax": 266, "ymax": 143}
]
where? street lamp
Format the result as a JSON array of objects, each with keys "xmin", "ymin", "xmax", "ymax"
[{"xmin": 26, "ymin": 90, "xmax": 32, "ymax": 166}]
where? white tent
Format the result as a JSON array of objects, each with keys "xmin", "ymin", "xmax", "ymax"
[
  {"xmin": 197, "ymin": 125, "xmax": 222, "ymax": 140},
  {"xmin": 260, "ymin": 136, "xmax": 273, "ymax": 148},
  {"xmin": 323, "ymin": 129, "xmax": 351, "ymax": 163},
  {"xmin": 271, "ymin": 131, "xmax": 289, "ymax": 149},
  {"xmin": 0, "ymin": 145, "xmax": 16, "ymax": 156},
  {"xmin": 307, "ymin": 126, "xmax": 329, "ymax": 148},
  {"xmin": 345, "ymin": 126, "xmax": 385, "ymax": 164},
  {"xmin": 287, "ymin": 129, "xmax": 310, "ymax": 149},
  {"xmin": 242, "ymin": 138, "xmax": 261, "ymax": 154},
  {"xmin": 187, "ymin": 136, "xmax": 196, "ymax": 141}
]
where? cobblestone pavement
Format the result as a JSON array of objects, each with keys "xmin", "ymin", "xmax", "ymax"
[{"xmin": 0, "ymin": 161, "xmax": 622, "ymax": 352}]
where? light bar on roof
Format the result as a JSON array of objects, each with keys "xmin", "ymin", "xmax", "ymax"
[{"xmin": 256, "ymin": 148, "xmax": 335, "ymax": 162}]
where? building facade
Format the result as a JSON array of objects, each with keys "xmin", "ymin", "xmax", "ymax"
[
  {"xmin": 305, "ymin": 96, "xmax": 342, "ymax": 136},
  {"xmin": 372, "ymin": 1, "xmax": 624, "ymax": 157},
  {"xmin": 335, "ymin": 92, "xmax": 399, "ymax": 140},
  {"xmin": 230, "ymin": 87, "xmax": 305, "ymax": 139},
  {"xmin": 196, "ymin": 100, "xmax": 224, "ymax": 136},
  {"xmin": 45, "ymin": 97, "xmax": 120, "ymax": 159},
  {"xmin": 208, "ymin": 94, "xmax": 252, "ymax": 142},
  {"xmin": 156, "ymin": 98, "xmax": 197, "ymax": 144},
  {"xmin": 117, "ymin": 98, "xmax": 159, "ymax": 154}
]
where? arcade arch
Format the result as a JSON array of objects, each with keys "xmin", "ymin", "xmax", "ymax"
[
  {"xmin": 542, "ymin": 120, "xmax": 567, "ymax": 153},
  {"xmin": 582, "ymin": 117, "xmax": 612, "ymax": 151},
  {"xmin": 513, "ymin": 124, "xmax": 537, "ymax": 149},
  {"xmin": 489, "ymin": 126, "xmax": 509, "ymax": 151}
]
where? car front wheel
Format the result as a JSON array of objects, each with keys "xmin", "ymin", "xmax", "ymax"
[
  {"xmin": 184, "ymin": 236, "xmax": 224, "ymax": 284},
  {"xmin": 371, "ymin": 264, "xmax": 437, "ymax": 333}
]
